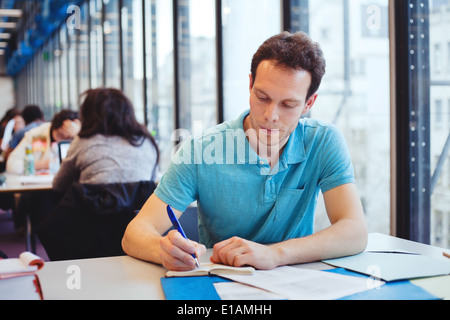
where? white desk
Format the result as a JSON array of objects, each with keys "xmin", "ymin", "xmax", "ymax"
[
  {"xmin": 0, "ymin": 173, "xmax": 53, "ymax": 252},
  {"xmin": 36, "ymin": 233, "xmax": 450, "ymax": 300},
  {"xmin": 0, "ymin": 173, "xmax": 53, "ymax": 193}
]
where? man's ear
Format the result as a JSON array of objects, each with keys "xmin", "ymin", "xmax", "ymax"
[
  {"xmin": 302, "ymin": 93, "xmax": 318, "ymax": 115},
  {"xmin": 249, "ymin": 73, "xmax": 254, "ymax": 92}
]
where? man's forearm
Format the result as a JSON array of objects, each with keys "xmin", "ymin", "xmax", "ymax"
[
  {"xmin": 272, "ymin": 218, "xmax": 368, "ymax": 266},
  {"xmin": 122, "ymin": 221, "xmax": 163, "ymax": 264}
]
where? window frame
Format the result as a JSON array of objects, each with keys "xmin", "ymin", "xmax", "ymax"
[{"xmin": 392, "ymin": 0, "xmax": 431, "ymax": 244}]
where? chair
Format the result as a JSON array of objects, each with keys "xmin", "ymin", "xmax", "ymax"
[{"xmin": 36, "ymin": 180, "xmax": 156, "ymax": 261}]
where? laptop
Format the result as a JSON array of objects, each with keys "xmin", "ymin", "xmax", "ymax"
[{"xmin": 57, "ymin": 140, "xmax": 71, "ymax": 163}]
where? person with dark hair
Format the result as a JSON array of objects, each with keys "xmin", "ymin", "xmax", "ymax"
[
  {"xmin": 0, "ymin": 109, "xmax": 24, "ymax": 154},
  {"xmin": 8, "ymin": 105, "xmax": 44, "ymax": 150},
  {"xmin": 6, "ymin": 109, "xmax": 80, "ymax": 175},
  {"xmin": 0, "ymin": 109, "xmax": 22, "ymax": 140},
  {"xmin": 52, "ymin": 88, "xmax": 159, "ymax": 195},
  {"xmin": 6, "ymin": 109, "xmax": 81, "ymax": 231},
  {"xmin": 122, "ymin": 32, "xmax": 367, "ymax": 271}
]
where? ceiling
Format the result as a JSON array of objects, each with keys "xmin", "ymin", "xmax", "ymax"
[
  {"xmin": 0, "ymin": 1, "xmax": 83, "ymax": 77},
  {"xmin": 0, "ymin": 0, "xmax": 24, "ymax": 75}
]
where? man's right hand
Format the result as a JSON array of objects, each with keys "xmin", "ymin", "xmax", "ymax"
[{"xmin": 159, "ymin": 230, "xmax": 206, "ymax": 271}]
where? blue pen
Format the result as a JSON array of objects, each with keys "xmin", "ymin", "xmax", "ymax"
[{"xmin": 166, "ymin": 205, "xmax": 200, "ymax": 268}]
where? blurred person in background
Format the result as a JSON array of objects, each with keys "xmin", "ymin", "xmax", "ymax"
[
  {"xmin": 7, "ymin": 110, "xmax": 81, "ymax": 232},
  {"xmin": 8, "ymin": 105, "xmax": 45, "ymax": 150},
  {"xmin": 52, "ymin": 88, "xmax": 159, "ymax": 195},
  {"xmin": 6, "ymin": 109, "xmax": 80, "ymax": 175}
]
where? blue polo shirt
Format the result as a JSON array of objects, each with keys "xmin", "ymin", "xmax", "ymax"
[{"xmin": 155, "ymin": 110, "xmax": 355, "ymax": 248}]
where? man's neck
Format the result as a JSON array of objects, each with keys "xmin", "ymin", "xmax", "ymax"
[{"xmin": 243, "ymin": 115, "xmax": 287, "ymax": 168}]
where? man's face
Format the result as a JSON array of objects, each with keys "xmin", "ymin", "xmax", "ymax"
[{"xmin": 246, "ymin": 60, "xmax": 317, "ymax": 151}]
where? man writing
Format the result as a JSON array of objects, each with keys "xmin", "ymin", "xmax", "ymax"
[{"xmin": 122, "ymin": 31, "xmax": 367, "ymax": 271}]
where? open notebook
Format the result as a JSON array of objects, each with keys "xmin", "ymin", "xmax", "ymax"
[
  {"xmin": 165, "ymin": 262, "xmax": 255, "ymax": 278},
  {"xmin": 0, "ymin": 252, "xmax": 45, "ymax": 279}
]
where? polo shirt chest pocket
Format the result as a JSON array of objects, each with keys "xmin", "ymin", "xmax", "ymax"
[
  {"xmin": 250, "ymin": 184, "xmax": 317, "ymax": 244},
  {"xmin": 273, "ymin": 185, "xmax": 308, "ymax": 223}
]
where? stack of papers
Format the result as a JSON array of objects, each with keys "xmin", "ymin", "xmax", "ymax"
[
  {"xmin": 19, "ymin": 174, "xmax": 54, "ymax": 185},
  {"xmin": 323, "ymin": 251, "xmax": 450, "ymax": 282},
  {"xmin": 217, "ymin": 266, "xmax": 384, "ymax": 300}
]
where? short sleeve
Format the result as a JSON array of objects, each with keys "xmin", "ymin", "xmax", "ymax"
[
  {"xmin": 318, "ymin": 125, "xmax": 355, "ymax": 193},
  {"xmin": 154, "ymin": 138, "xmax": 200, "ymax": 212}
]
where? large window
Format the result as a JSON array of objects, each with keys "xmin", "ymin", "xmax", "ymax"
[
  {"xmin": 429, "ymin": 0, "xmax": 450, "ymax": 248},
  {"xmin": 394, "ymin": 0, "xmax": 450, "ymax": 246},
  {"xmin": 9, "ymin": 0, "xmax": 449, "ymax": 247},
  {"xmin": 59, "ymin": 26, "xmax": 69, "ymax": 111},
  {"xmin": 176, "ymin": 0, "xmax": 217, "ymax": 132},
  {"xmin": 289, "ymin": 0, "xmax": 391, "ymax": 234},
  {"xmin": 77, "ymin": 2, "xmax": 90, "ymax": 96},
  {"xmin": 67, "ymin": 25, "xmax": 79, "ymax": 109},
  {"xmin": 104, "ymin": 0, "xmax": 121, "ymax": 89},
  {"xmin": 122, "ymin": 0, "xmax": 145, "ymax": 123},
  {"xmin": 53, "ymin": 32, "xmax": 62, "ymax": 113},
  {"xmin": 144, "ymin": 0, "xmax": 175, "ymax": 172},
  {"xmin": 90, "ymin": 0, "xmax": 103, "ymax": 88},
  {"xmin": 222, "ymin": 0, "xmax": 282, "ymax": 121}
]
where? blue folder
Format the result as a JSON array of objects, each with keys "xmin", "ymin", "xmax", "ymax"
[
  {"xmin": 161, "ymin": 269, "xmax": 440, "ymax": 300},
  {"xmin": 325, "ymin": 268, "xmax": 440, "ymax": 300},
  {"xmin": 161, "ymin": 276, "xmax": 230, "ymax": 300}
]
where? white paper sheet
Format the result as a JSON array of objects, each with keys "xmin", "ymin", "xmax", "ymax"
[
  {"xmin": 213, "ymin": 282, "xmax": 285, "ymax": 300},
  {"xmin": 218, "ymin": 266, "xmax": 384, "ymax": 300},
  {"xmin": 323, "ymin": 251, "xmax": 450, "ymax": 282}
]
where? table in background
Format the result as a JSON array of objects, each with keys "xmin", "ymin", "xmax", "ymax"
[
  {"xmin": 36, "ymin": 233, "xmax": 450, "ymax": 300},
  {"xmin": 0, "ymin": 173, "xmax": 53, "ymax": 252}
]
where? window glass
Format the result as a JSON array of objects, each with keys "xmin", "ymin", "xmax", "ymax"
[
  {"xmin": 176, "ymin": 0, "xmax": 217, "ymax": 133},
  {"xmin": 122, "ymin": 0, "xmax": 145, "ymax": 123},
  {"xmin": 42, "ymin": 41, "xmax": 54, "ymax": 115},
  {"xmin": 53, "ymin": 32, "xmax": 62, "ymax": 113},
  {"xmin": 60, "ymin": 26, "xmax": 69, "ymax": 109},
  {"xmin": 291, "ymin": 0, "xmax": 391, "ymax": 234},
  {"xmin": 104, "ymin": 0, "xmax": 121, "ymax": 89},
  {"xmin": 47, "ymin": 39, "xmax": 56, "ymax": 115},
  {"xmin": 67, "ymin": 26, "xmax": 78, "ymax": 109},
  {"xmin": 222, "ymin": 0, "xmax": 282, "ymax": 121},
  {"xmin": 144, "ymin": 0, "xmax": 174, "ymax": 172},
  {"xmin": 90, "ymin": 0, "xmax": 103, "ymax": 88},
  {"xmin": 78, "ymin": 2, "xmax": 90, "ymax": 96},
  {"xmin": 430, "ymin": 0, "xmax": 450, "ymax": 248}
]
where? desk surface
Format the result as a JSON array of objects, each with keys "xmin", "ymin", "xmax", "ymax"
[
  {"xmin": 0, "ymin": 173, "xmax": 53, "ymax": 193},
  {"xmin": 36, "ymin": 233, "xmax": 450, "ymax": 300}
]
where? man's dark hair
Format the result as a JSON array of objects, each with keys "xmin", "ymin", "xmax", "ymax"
[
  {"xmin": 50, "ymin": 109, "xmax": 79, "ymax": 133},
  {"xmin": 251, "ymin": 31, "xmax": 326, "ymax": 100},
  {"xmin": 21, "ymin": 105, "xmax": 43, "ymax": 125}
]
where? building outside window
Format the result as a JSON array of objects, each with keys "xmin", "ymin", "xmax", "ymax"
[
  {"xmin": 6, "ymin": 0, "xmax": 449, "ymax": 248},
  {"xmin": 430, "ymin": 0, "xmax": 450, "ymax": 248},
  {"xmin": 144, "ymin": 0, "xmax": 175, "ymax": 173},
  {"xmin": 290, "ymin": 0, "xmax": 391, "ymax": 235}
]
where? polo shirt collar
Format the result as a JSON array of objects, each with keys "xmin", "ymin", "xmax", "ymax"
[
  {"xmin": 235, "ymin": 110, "xmax": 306, "ymax": 165},
  {"xmin": 280, "ymin": 121, "xmax": 306, "ymax": 165}
]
